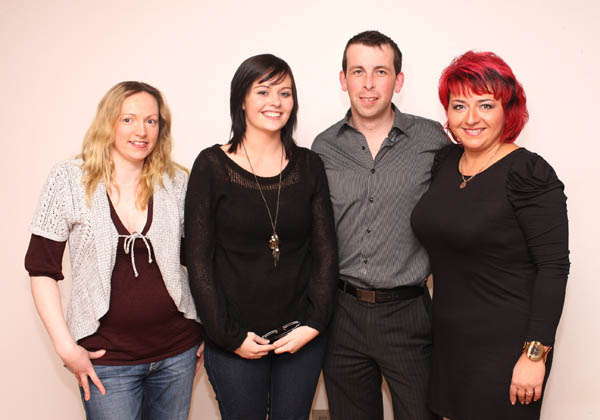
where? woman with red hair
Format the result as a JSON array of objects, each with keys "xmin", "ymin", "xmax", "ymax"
[{"xmin": 411, "ymin": 51, "xmax": 570, "ymax": 419}]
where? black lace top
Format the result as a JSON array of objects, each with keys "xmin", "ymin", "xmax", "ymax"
[{"xmin": 184, "ymin": 144, "xmax": 338, "ymax": 352}]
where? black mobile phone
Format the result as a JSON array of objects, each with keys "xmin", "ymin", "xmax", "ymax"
[{"xmin": 261, "ymin": 321, "xmax": 301, "ymax": 343}]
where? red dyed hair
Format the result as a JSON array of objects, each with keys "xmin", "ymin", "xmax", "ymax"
[{"xmin": 438, "ymin": 51, "xmax": 528, "ymax": 144}]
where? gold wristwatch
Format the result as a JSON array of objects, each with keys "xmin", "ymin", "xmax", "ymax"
[{"xmin": 523, "ymin": 341, "xmax": 552, "ymax": 362}]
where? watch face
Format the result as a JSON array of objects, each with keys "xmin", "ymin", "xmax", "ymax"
[{"xmin": 527, "ymin": 342, "xmax": 544, "ymax": 360}]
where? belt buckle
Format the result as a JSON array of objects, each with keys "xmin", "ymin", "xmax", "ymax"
[{"xmin": 355, "ymin": 288, "xmax": 376, "ymax": 304}]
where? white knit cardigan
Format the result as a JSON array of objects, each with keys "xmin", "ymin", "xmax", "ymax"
[{"xmin": 30, "ymin": 159, "xmax": 199, "ymax": 342}]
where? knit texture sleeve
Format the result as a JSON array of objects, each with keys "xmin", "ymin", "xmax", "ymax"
[
  {"xmin": 506, "ymin": 151, "xmax": 570, "ymax": 345},
  {"xmin": 30, "ymin": 162, "xmax": 74, "ymax": 241},
  {"xmin": 184, "ymin": 149, "xmax": 246, "ymax": 351},
  {"xmin": 302, "ymin": 152, "xmax": 339, "ymax": 332}
]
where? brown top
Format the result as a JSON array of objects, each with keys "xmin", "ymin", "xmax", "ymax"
[{"xmin": 25, "ymin": 196, "xmax": 202, "ymax": 365}]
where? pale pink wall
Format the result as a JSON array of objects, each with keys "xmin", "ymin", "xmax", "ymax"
[{"xmin": 1, "ymin": 0, "xmax": 597, "ymax": 418}]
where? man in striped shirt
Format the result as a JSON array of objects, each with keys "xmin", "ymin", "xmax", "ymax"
[{"xmin": 312, "ymin": 30, "xmax": 448, "ymax": 420}]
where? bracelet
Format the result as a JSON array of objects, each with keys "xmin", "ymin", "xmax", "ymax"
[{"xmin": 522, "ymin": 341, "xmax": 552, "ymax": 362}]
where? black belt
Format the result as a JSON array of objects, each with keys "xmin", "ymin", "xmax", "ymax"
[{"xmin": 338, "ymin": 280, "xmax": 425, "ymax": 304}]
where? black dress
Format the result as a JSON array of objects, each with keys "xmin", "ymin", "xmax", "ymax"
[{"xmin": 411, "ymin": 145, "xmax": 569, "ymax": 420}]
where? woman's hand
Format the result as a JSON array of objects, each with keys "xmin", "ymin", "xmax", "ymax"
[
  {"xmin": 30, "ymin": 276, "xmax": 106, "ymax": 401},
  {"xmin": 273, "ymin": 326, "xmax": 319, "ymax": 354},
  {"xmin": 195, "ymin": 341, "xmax": 205, "ymax": 375},
  {"xmin": 234, "ymin": 332, "xmax": 275, "ymax": 359},
  {"xmin": 509, "ymin": 353, "xmax": 546, "ymax": 405},
  {"xmin": 58, "ymin": 343, "xmax": 106, "ymax": 401}
]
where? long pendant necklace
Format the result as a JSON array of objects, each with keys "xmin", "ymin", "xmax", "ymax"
[
  {"xmin": 458, "ymin": 143, "xmax": 503, "ymax": 189},
  {"xmin": 241, "ymin": 142, "xmax": 283, "ymax": 267}
]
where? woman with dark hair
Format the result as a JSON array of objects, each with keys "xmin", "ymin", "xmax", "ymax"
[
  {"xmin": 411, "ymin": 51, "xmax": 570, "ymax": 419},
  {"xmin": 185, "ymin": 54, "xmax": 338, "ymax": 419},
  {"xmin": 25, "ymin": 81, "xmax": 203, "ymax": 419}
]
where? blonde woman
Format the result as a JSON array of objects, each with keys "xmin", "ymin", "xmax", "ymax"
[{"xmin": 25, "ymin": 81, "xmax": 203, "ymax": 420}]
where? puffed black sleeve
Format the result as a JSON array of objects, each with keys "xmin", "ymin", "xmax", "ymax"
[
  {"xmin": 184, "ymin": 149, "xmax": 246, "ymax": 352},
  {"xmin": 506, "ymin": 151, "xmax": 570, "ymax": 345},
  {"xmin": 302, "ymin": 152, "xmax": 339, "ymax": 332},
  {"xmin": 431, "ymin": 144, "xmax": 458, "ymax": 181}
]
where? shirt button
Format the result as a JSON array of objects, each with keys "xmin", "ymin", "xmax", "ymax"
[
  {"xmin": 370, "ymin": 168, "xmax": 375, "ymax": 174},
  {"xmin": 361, "ymin": 146, "xmax": 366, "ymax": 150},
  {"xmin": 367, "ymin": 228, "xmax": 371, "ymax": 234},
  {"xmin": 363, "ymin": 259, "xmax": 368, "ymax": 264},
  {"xmin": 369, "ymin": 197, "xmax": 374, "ymax": 203}
]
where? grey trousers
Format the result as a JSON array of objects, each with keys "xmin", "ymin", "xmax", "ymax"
[{"xmin": 323, "ymin": 288, "xmax": 439, "ymax": 420}]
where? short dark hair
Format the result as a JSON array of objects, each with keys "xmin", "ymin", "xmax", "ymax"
[
  {"xmin": 438, "ymin": 50, "xmax": 528, "ymax": 144},
  {"xmin": 228, "ymin": 54, "xmax": 298, "ymax": 157},
  {"xmin": 342, "ymin": 30, "xmax": 403, "ymax": 75}
]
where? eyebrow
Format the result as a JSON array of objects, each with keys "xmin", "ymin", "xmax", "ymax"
[
  {"xmin": 349, "ymin": 65, "xmax": 392, "ymax": 71},
  {"xmin": 253, "ymin": 84, "xmax": 292, "ymax": 90},
  {"xmin": 120, "ymin": 113, "xmax": 159, "ymax": 118},
  {"xmin": 451, "ymin": 98, "xmax": 495, "ymax": 103}
]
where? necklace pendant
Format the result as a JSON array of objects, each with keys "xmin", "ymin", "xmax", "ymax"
[
  {"xmin": 269, "ymin": 233, "xmax": 280, "ymax": 267},
  {"xmin": 459, "ymin": 181, "xmax": 467, "ymax": 189}
]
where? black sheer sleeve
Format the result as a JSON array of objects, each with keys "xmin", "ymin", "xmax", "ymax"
[
  {"xmin": 507, "ymin": 151, "xmax": 570, "ymax": 345},
  {"xmin": 303, "ymin": 152, "xmax": 339, "ymax": 332},
  {"xmin": 184, "ymin": 150, "xmax": 246, "ymax": 352}
]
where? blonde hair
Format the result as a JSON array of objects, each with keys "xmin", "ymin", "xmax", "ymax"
[{"xmin": 80, "ymin": 81, "xmax": 186, "ymax": 209}]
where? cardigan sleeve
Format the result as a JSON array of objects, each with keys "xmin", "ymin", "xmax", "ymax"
[
  {"xmin": 506, "ymin": 151, "xmax": 570, "ymax": 345},
  {"xmin": 184, "ymin": 150, "xmax": 247, "ymax": 352},
  {"xmin": 302, "ymin": 152, "xmax": 339, "ymax": 332},
  {"xmin": 30, "ymin": 162, "xmax": 73, "ymax": 242}
]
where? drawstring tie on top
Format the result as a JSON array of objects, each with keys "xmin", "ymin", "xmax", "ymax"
[{"xmin": 118, "ymin": 232, "xmax": 153, "ymax": 277}]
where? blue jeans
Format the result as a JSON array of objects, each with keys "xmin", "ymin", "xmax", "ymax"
[
  {"xmin": 204, "ymin": 334, "xmax": 326, "ymax": 420},
  {"xmin": 80, "ymin": 345, "xmax": 198, "ymax": 420}
]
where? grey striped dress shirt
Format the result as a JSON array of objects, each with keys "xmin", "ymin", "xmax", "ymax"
[{"xmin": 312, "ymin": 105, "xmax": 449, "ymax": 289}]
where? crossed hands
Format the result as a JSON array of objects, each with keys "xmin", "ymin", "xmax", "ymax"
[{"xmin": 234, "ymin": 326, "xmax": 319, "ymax": 359}]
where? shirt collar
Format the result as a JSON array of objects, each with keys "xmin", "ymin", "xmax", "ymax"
[{"xmin": 336, "ymin": 104, "xmax": 410, "ymax": 142}]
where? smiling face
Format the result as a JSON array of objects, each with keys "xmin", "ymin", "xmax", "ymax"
[
  {"xmin": 340, "ymin": 43, "xmax": 404, "ymax": 123},
  {"xmin": 447, "ymin": 91, "xmax": 505, "ymax": 153},
  {"xmin": 243, "ymin": 74, "xmax": 294, "ymax": 136},
  {"xmin": 112, "ymin": 91, "xmax": 159, "ymax": 166}
]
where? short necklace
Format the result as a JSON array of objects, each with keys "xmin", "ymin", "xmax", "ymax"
[
  {"xmin": 458, "ymin": 143, "xmax": 503, "ymax": 189},
  {"xmin": 241, "ymin": 141, "xmax": 283, "ymax": 267}
]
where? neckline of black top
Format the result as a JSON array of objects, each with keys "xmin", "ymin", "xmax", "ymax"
[
  {"xmin": 456, "ymin": 146, "xmax": 526, "ymax": 178},
  {"xmin": 213, "ymin": 143, "xmax": 297, "ymax": 183}
]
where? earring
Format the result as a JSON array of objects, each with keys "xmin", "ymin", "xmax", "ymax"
[{"xmin": 444, "ymin": 126, "xmax": 460, "ymax": 144}]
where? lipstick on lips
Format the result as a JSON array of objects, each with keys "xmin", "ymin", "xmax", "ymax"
[{"xmin": 463, "ymin": 128, "xmax": 485, "ymax": 136}]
